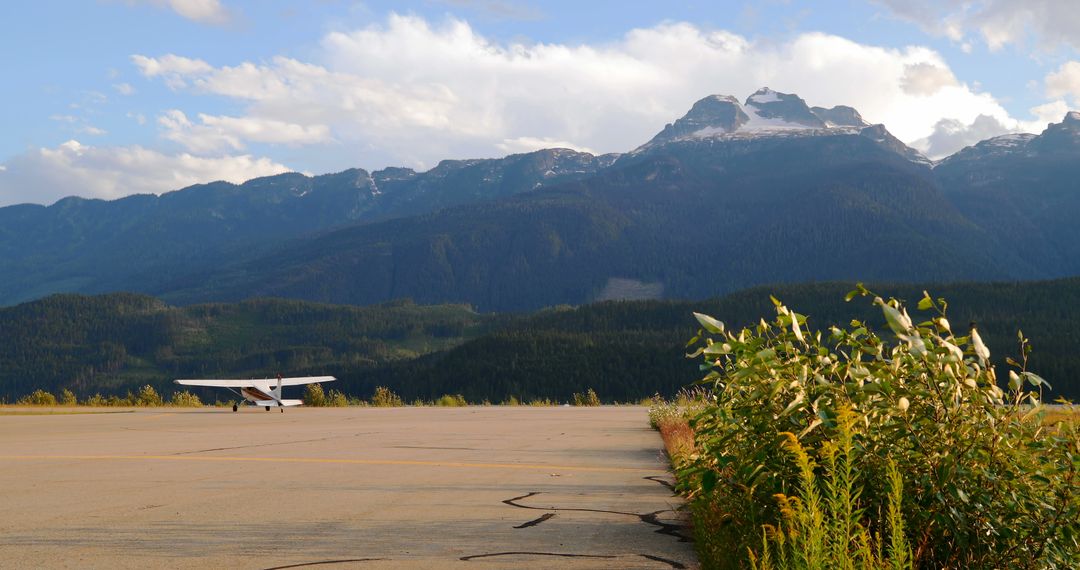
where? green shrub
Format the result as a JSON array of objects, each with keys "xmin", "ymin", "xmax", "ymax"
[
  {"xmin": 303, "ymin": 383, "xmax": 326, "ymax": 406},
  {"xmin": 326, "ymin": 389, "xmax": 349, "ymax": 407},
  {"xmin": 59, "ymin": 388, "xmax": 77, "ymax": 406},
  {"xmin": 169, "ymin": 390, "xmax": 203, "ymax": 407},
  {"xmin": 371, "ymin": 386, "xmax": 403, "ymax": 407},
  {"xmin": 435, "ymin": 394, "xmax": 468, "ymax": 407},
  {"xmin": 649, "ymin": 388, "xmax": 709, "ymax": 429},
  {"xmin": 572, "ymin": 388, "xmax": 601, "ymax": 406},
  {"xmin": 681, "ymin": 288, "xmax": 1079, "ymax": 569},
  {"xmin": 17, "ymin": 389, "xmax": 57, "ymax": 406},
  {"xmin": 503, "ymin": 395, "xmax": 521, "ymax": 406},
  {"xmin": 84, "ymin": 393, "xmax": 107, "ymax": 407},
  {"xmin": 135, "ymin": 385, "xmax": 163, "ymax": 407}
]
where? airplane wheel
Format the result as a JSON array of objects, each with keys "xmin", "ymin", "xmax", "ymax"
[
  {"xmin": 232, "ymin": 404, "xmax": 238, "ymax": 412},
  {"xmin": 265, "ymin": 406, "xmax": 271, "ymax": 411},
  {"xmin": 280, "ymin": 408, "xmax": 284, "ymax": 413}
]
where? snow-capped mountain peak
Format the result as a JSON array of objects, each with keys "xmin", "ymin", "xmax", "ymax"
[{"xmin": 632, "ymin": 88, "xmax": 930, "ymax": 165}]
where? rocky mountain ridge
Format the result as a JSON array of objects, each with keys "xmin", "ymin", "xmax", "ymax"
[{"xmin": 1, "ymin": 89, "xmax": 1079, "ymax": 310}]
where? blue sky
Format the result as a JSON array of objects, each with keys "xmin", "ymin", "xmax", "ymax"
[{"xmin": 2, "ymin": 0, "xmax": 1079, "ymax": 206}]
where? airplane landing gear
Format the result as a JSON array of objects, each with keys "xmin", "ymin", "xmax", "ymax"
[
  {"xmin": 280, "ymin": 407, "xmax": 284, "ymax": 413},
  {"xmin": 232, "ymin": 404, "xmax": 238, "ymax": 412},
  {"xmin": 265, "ymin": 406, "xmax": 271, "ymax": 411}
]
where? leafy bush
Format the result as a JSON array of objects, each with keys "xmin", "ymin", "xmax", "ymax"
[
  {"xmin": 135, "ymin": 385, "xmax": 163, "ymax": 407},
  {"xmin": 303, "ymin": 383, "xmax": 326, "ymax": 406},
  {"xmin": 326, "ymin": 389, "xmax": 349, "ymax": 407},
  {"xmin": 17, "ymin": 389, "xmax": 57, "ymax": 406},
  {"xmin": 435, "ymin": 394, "xmax": 468, "ymax": 407},
  {"xmin": 371, "ymin": 386, "xmax": 404, "ymax": 407},
  {"xmin": 169, "ymin": 390, "xmax": 203, "ymax": 407},
  {"xmin": 84, "ymin": 393, "xmax": 107, "ymax": 407},
  {"xmin": 60, "ymin": 388, "xmax": 77, "ymax": 406},
  {"xmin": 680, "ymin": 289, "xmax": 1079, "ymax": 569},
  {"xmin": 572, "ymin": 388, "xmax": 601, "ymax": 406}
]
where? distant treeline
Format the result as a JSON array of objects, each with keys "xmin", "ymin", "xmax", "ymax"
[
  {"xmin": 352, "ymin": 280, "xmax": 1080, "ymax": 402},
  {"xmin": 2, "ymin": 279, "xmax": 1079, "ymax": 403},
  {"xmin": 0, "ymin": 294, "xmax": 497, "ymax": 401}
]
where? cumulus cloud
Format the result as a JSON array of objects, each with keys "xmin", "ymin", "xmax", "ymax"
[
  {"xmin": 0, "ymin": 140, "xmax": 290, "ymax": 207},
  {"xmin": 113, "ymin": 82, "xmax": 135, "ymax": 96},
  {"xmin": 130, "ymin": 14, "xmax": 1020, "ymax": 167},
  {"xmin": 496, "ymin": 137, "xmax": 597, "ymax": 155},
  {"xmin": 1046, "ymin": 61, "xmax": 1080, "ymax": 100},
  {"xmin": 127, "ymin": 0, "xmax": 232, "ymax": 26},
  {"xmin": 131, "ymin": 54, "xmax": 213, "ymax": 88},
  {"xmin": 874, "ymin": 0, "xmax": 1080, "ymax": 51},
  {"xmin": 910, "ymin": 114, "xmax": 1018, "ymax": 158},
  {"xmin": 158, "ymin": 109, "xmax": 332, "ymax": 153},
  {"xmin": 1028, "ymin": 99, "xmax": 1071, "ymax": 129},
  {"xmin": 79, "ymin": 125, "xmax": 108, "ymax": 136},
  {"xmin": 900, "ymin": 62, "xmax": 959, "ymax": 96}
]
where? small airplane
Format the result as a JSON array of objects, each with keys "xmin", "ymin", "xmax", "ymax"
[{"xmin": 174, "ymin": 374, "xmax": 336, "ymax": 412}]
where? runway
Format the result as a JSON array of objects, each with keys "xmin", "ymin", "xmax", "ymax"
[{"xmin": 0, "ymin": 406, "xmax": 696, "ymax": 569}]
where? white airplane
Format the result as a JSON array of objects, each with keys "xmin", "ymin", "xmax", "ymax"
[{"xmin": 174, "ymin": 374, "xmax": 336, "ymax": 412}]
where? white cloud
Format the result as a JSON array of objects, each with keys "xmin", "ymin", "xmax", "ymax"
[
  {"xmin": 131, "ymin": 14, "xmax": 1022, "ymax": 167},
  {"xmin": 113, "ymin": 82, "xmax": 135, "ymax": 96},
  {"xmin": 158, "ymin": 109, "xmax": 332, "ymax": 152},
  {"xmin": 131, "ymin": 54, "xmax": 213, "ymax": 88},
  {"xmin": 0, "ymin": 140, "xmax": 290, "ymax": 207},
  {"xmin": 1046, "ymin": 61, "xmax": 1080, "ymax": 100},
  {"xmin": 79, "ymin": 125, "xmax": 108, "ymax": 136},
  {"xmin": 911, "ymin": 114, "xmax": 1017, "ymax": 158},
  {"xmin": 496, "ymin": 137, "xmax": 596, "ymax": 155},
  {"xmin": 127, "ymin": 0, "xmax": 232, "ymax": 26},
  {"xmin": 900, "ymin": 62, "xmax": 959, "ymax": 96},
  {"xmin": 1028, "ymin": 99, "xmax": 1071, "ymax": 129},
  {"xmin": 874, "ymin": 0, "xmax": 1080, "ymax": 52},
  {"xmin": 167, "ymin": 0, "xmax": 230, "ymax": 25}
]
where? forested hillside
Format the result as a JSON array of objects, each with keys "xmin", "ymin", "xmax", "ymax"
[
  {"xmin": 354, "ymin": 279, "xmax": 1080, "ymax": 402},
  {"xmin": 0, "ymin": 294, "xmax": 497, "ymax": 400},
  {"xmin": 2, "ymin": 279, "xmax": 1078, "ymax": 403}
]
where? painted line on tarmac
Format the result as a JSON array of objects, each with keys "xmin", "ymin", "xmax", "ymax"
[{"xmin": 0, "ymin": 454, "xmax": 657, "ymax": 473}]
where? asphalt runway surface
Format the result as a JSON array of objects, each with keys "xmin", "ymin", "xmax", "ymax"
[{"xmin": 0, "ymin": 406, "xmax": 697, "ymax": 569}]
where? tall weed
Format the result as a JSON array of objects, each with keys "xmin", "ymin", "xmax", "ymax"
[{"xmin": 679, "ymin": 288, "xmax": 1079, "ymax": 569}]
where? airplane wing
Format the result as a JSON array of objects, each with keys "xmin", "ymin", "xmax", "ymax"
[{"xmin": 175, "ymin": 376, "xmax": 335, "ymax": 387}]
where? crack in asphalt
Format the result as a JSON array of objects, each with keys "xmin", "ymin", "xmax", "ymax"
[
  {"xmin": 502, "ymin": 490, "xmax": 690, "ymax": 543},
  {"xmin": 173, "ymin": 437, "xmax": 334, "ymax": 455},
  {"xmin": 644, "ymin": 475, "xmax": 676, "ymax": 493},
  {"xmin": 513, "ymin": 513, "xmax": 556, "ymax": 528}
]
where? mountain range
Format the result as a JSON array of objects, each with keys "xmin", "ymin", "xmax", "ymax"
[{"xmin": 3, "ymin": 88, "xmax": 1079, "ymax": 311}]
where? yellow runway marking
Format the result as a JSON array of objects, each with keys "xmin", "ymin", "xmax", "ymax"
[{"xmin": 0, "ymin": 454, "xmax": 657, "ymax": 473}]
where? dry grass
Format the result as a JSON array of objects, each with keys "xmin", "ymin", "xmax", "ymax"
[
  {"xmin": 657, "ymin": 417, "xmax": 697, "ymax": 465},
  {"xmin": 1042, "ymin": 406, "xmax": 1079, "ymax": 428}
]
